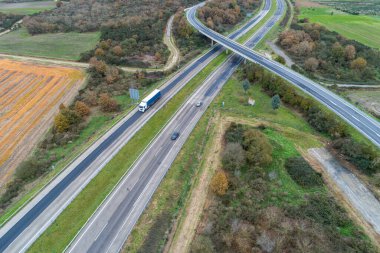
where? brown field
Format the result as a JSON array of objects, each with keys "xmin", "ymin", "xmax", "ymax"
[{"xmin": 0, "ymin": 59, "xmax": 85, "ymax": 187}]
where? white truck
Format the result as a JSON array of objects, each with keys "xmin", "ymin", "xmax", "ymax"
[{"xmin": 138, "ymin": 89, "xmax": 162, "ymax": 112}]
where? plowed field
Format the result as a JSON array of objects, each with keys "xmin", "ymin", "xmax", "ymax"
[{"xmin": 0, "ymin": 59, "xmax": 85, "ymax": 186}]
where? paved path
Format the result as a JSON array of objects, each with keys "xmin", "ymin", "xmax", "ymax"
[
  {"xmin": 310, "ymin": 148, "xmax": 380, "ymax": 234},
  {"xmin": 266, "ymin": 40, "xmax": 294, "ymax": 67}
]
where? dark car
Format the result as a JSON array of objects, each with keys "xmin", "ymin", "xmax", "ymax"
[{"xmin": 171, "ymin": 132, "xmax": 180, "ymax": 140}]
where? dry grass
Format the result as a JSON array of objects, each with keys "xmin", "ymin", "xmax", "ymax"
[{"xmin": 0, "ymin": 59, "xmax": 85, "ymax": 186}]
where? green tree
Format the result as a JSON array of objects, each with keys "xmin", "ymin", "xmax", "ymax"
[
  {"xmin": 271, "ymin": 94, "xmax": 281, "ymax": 110},
  {"xmin": 243, "ymin": 129, "xmax": 273, "ymax": 167},
  {"xmin": 242, "ymin": 79, "xmax": 250, "ymax": 93}
]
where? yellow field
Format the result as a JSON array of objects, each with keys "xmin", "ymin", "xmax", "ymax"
[{"xmin": 0, "ymin": 59, "xmax": 85, "ymax": 186}]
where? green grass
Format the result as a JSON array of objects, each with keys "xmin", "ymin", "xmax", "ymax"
[
  {"xmin": 299, "ymin": 6, "xmax": 380, "ymax": 49},
  {"xmin": 0, "ymin": 28, "xmax": 100, "ymax": 60},
  {"xmin": 0, "ymin": 8, "xmax": 50, "ymax": 15},
  {"xmin": 28, "ymin": 52, "xmax": 228, "ymax": 253},
  {"xmin": 0, "ymin": 1, "xmax": 55, "ymax": 15}
]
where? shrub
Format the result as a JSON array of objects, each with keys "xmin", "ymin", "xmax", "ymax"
[
  {"xmin": 285, "ymin": 157, "xmax": 323, "ymax": 188},
  {"xmin": 225, "ymin": 122, "xmax": 244, "ymax": 144},
  {"xmin": 222, "ymin": 143, "xmax": 246, "ymax": 172},
  {"xmin": 99, "ymin": 93, "xmax": 119, "ymax": 112},
  {"xmin": 243, "ymin": 129, "xmax": 273, "ymax": 167},
  {"xmin": 75, "ymin": 101, "xmax": 90, "ymax": 117},
  {"xmin": 210, "ymin": 171, "xmax": 229, "ymax": 196}
]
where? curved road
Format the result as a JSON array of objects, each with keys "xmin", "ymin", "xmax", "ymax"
[
  {"xmin": 186, "ymin": 5, "xmax": 380, "ymax": 148},
  {"xmin": 0, "ymin": 1, "xmax": 272, "ymax": 252}
]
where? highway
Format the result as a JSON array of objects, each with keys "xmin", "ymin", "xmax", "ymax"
[
  {"xmin": 186, "ymin": 4, "xmax": 380, "ymax": 148},
  {"xmin": 65, "ymin": 0, "xmax": 283, "ymax": 252},
  {"xmin": 0, "ymin": 1, "xmax": 271, "ymax": 252}
]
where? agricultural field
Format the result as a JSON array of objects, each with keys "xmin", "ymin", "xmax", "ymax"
[
  {"xmin": 297, "ymin": 1, "xmax": 380, "ymax": 49},
  {"xmin": 0, "ymin": 28, "xmax": 100, "ymax": 60},
  {"xmin": 0, "ymin": 1, "xmax": 56, "ymax": 15},
  {"xmin": 0, "ymin": 59, "xmax": 85, "ymax": 187},
  {"xmin": 313, "ymin": 0, "xmax": 380, "ymax": 15}
]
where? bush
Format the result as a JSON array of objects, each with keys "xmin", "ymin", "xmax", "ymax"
[
  {"xmin": 99, "ymin": 93, "xmax": 119, "ymax": 112},
  {"xmin": 210, "ymin": 171, "xmax": 229, "ymax": 196},
  {"xmin": 332, "ymin": 138, "xmax": 380, "ymax": 174},
  {"xmin": 224, "ymin": 122, "xmax": 244, "ymax": 144},
  {"xmin": 243, "ymin": 129, "xmax": 273, "ymax": 167},
  {"xmin": 285, "ymin": 157, "xmax": 323, "ymax": 188},
  {"xmin": 222, "ymin": 143, "xmax": 246, "ymax": 172}
]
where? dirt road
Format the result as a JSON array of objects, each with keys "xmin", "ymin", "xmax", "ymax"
[{"xmin": 309, "ymin": 148, "xmax": 380, "ymax": 235}]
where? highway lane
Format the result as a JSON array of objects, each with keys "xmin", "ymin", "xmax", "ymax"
[
  {"xmin": 0, "ymin": 1, "xmax": 271, "ymax": 252},
  {"xmin": 187, "ymin": 3, "xmax": 380, "ymax": 148},
  {"xmin": 66, "ymin": 0, "xmax": 283, "ymax": 252}
]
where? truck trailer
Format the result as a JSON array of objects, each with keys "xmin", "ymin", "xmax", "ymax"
[{"xmin": 138, "ymin": 89, "xmax": 162, "ymax": 112}]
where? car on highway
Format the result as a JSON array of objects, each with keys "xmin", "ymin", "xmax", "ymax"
[
  {"xmin": 196, "ymin": 101, "xmax": 203, "ymax": 107},
  {"xmin": 171, "ymin": 132, "xmax": 180, "ymax": 140}
]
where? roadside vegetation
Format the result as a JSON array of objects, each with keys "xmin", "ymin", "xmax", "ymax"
[
  {"xmin": 278, "ymin": 10, "xmax": 380, "ymax": 83},
  {"xmin": 242, "ymin": 63, "xmax": 380, "ymax": 176},
  {"xmin": 190, "ymin": 122, "xmax": 375, "ymax": 252}
]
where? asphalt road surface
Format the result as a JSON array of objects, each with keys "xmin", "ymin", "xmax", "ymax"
[
  {"xmin": 0, "ymin": 1, "xmax": 271, "ymax": 252},
  {"xmin": 66, "ymin": 0, "xmax": 283, "ymax": 252},
  {"xmin": 187, "ymin": 4, "xmax": 380, "ymax": 148}
]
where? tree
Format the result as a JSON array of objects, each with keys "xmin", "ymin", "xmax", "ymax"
[
  {"xmin": 304, "ymin": 57, "xmax": 319, "ymax": 72},
  {"xmin": 222, "ymin": 143, "xmax": 246, "ymax": 171},
  {"xmin": 344, "ymin": 45, "xmax": 356, "ymax": 60},
  {"xmin": 54, "ymin": 112, "xmax": 70, "ymax": 133},
  {"xmin": 242, "ymin": 79, "xmax": 250, "ymax": 93},
  {"xmin": 332, "ymin": 42, "xmax": 344, "ymax": 59},
  {"xmin": 351, "ymin": 57, "xmax": 367, "ymax": 71},
  {"xmin": 243, "ymin": 129, "xmax": 273, "ymax": 167},
  {"xmin": 75, "ymin": 101, "xmax": 90, "ymax": 117},
  {"xmin": 95, "ymin": 48, "xmax": 105, "ymax": 57},
  {"xmin": 210, "ymin": 171, "xmax": 228, "ymax": 196},
  {"xmin": 112, "ymin": 45, "xmax": 123, "ymax": 56},
  {"xmin": 56, "ymin": 1, "xmax": 63, "ymax": 8},
  {"xmin": 99, "ymin": 93, "xmax": 119, "ymax": 112},
  {"xmin": 271, "ymin": 94, "xmax": 281, "ymax": 110}
]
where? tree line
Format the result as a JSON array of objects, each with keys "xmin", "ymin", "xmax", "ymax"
[
  {"xmin": 278, "ymin": 11, "xmax": 380, "ymax": 83},
  {"xmin": 242, "ymin": 63, "xmax": 380, "ymax": 175}
]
